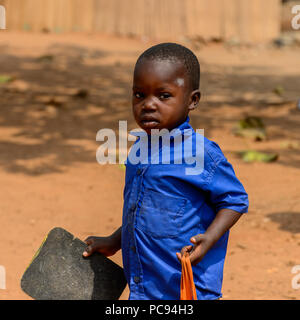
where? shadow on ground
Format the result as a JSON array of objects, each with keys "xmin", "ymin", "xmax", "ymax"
[
  {"xmin": 267, "ymin": 212, "xmax": 300, "ymax": 234},
  {"xmin": 0, "ymin": 42, "xmax": 299, "ymax": 175}
]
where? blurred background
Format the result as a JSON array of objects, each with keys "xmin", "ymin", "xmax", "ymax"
[{"xmin": 0, "ymin": 0, "xmax": 299, "ymax": 300}]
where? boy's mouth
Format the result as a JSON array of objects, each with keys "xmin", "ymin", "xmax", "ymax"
[
  {"xmin": 140, "ymin": 116, "xmax": 160, "ymax": 128},
  {"xmin": 141, "ymin": 120, "xmax": 159, "ymax": 128}
]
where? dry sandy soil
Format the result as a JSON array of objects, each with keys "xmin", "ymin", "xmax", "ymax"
[{"xmin": 0, "ymin": 31, "xmax": 299, "ymax": 300}]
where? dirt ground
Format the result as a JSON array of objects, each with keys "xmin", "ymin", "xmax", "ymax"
[{"xmin": 0, "ymin": 32, "xmax": 299, "ymax": 300}]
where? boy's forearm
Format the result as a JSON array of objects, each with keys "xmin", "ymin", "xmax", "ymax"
[
  {"xmin": 204, "ymin": 209, "xmax": 242, "ymax": 245},
  {"xmin": 181, "ymin": 209, "xmax": 242, "ymax": 265},
  {"xmin": 110, "ymin": 226, "xmax": 122, "ymax": 250}
]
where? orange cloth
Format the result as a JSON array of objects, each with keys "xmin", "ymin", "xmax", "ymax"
[{"xmin": 180, "ymin": 253, "xmax": 197, "ymax": 300}]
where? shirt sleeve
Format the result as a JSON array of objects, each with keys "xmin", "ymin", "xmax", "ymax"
[{"xmin": 204, "ymin": 158, "xmax": 249, "ymax": 214}]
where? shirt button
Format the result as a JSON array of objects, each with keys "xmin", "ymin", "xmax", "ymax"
[
  {"xmin": 136, "ymin": 168, "xmax": 142, "ymax": 175},
  {"xmin": 131, "ymin": 204, "xmax": 136, "ymax": 211},
  {"xmin": 134, "ymin": 276, "xmax": 141, "ymax": 284},
  {"xmin": 131, "ymin": 245, "xmax": 136, "ymax": 253}
]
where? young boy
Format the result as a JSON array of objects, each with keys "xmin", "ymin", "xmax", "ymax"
[{"xmin": 83, "ymin": 43, "xmax": 248, "ymax": 300}]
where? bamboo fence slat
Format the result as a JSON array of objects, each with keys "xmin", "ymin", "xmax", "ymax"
[{"xmin": 0, "ymin": 0, "xmax": 281, "ymax": 43}]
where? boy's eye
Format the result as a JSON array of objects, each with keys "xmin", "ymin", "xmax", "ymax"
[
  {"xmin": 159, "ymin": 93, "xmax": 171, "ymax": 100},
  {"xmin": 133, "ymin": 92, "xmax": 144, "ymax": 99}
]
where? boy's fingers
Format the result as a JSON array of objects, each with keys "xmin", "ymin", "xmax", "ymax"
[
  {"xmin": 84, "ymin": 237, "xmax": 94, "ymax": 244},
  {"xmin": 180, "ymin": 245, "xmax": 193, "ymax": 256},
  {"xmin": 176, "ymin": 245, "xmax": 193, "ymax": 262},
  {"xmin": 83, "ymin": 244, "xmax": 94, "ymax": 257},
  {"xmin": 82, "ymin": 251, "xmax": 89, "ymax": 257},
  {"xmin": 176, "ymin": 235, "xmax": 206, "ymax": 265},
  {"xmin": 188, "ymin": 245, "xmax": 204, "ymax": 265},
  {"xmin": 190, "ymin": 234, "xmax": 205, "ymax": 245}
]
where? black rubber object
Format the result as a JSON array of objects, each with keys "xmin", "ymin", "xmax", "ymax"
[{"xmin": 21, "ymin": 227, "xmax": 127, "ymax": 300}]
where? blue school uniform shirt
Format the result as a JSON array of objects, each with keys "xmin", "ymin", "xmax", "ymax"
[{"xmin": 121, "ymin": 116, "xmax": 248, "ymax": 300}]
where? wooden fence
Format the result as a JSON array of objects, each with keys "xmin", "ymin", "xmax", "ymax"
[{"xmin": 0, "ymin": 0, "xmax": 281, "ymax": 43}]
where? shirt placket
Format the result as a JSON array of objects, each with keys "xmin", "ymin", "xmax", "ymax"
[{"xmin": 127, "ymin": 165, "xmax": 148, "ymax": 299}]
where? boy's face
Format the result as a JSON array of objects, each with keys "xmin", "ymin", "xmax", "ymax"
[{"xmin": 132, "ymin": 59, "xmax": 200, "ymax": 134}]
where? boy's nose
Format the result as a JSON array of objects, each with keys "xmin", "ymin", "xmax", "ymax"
[{"xmin": 143, "ymin": 97, "xmax": 157, "ymax": 111}]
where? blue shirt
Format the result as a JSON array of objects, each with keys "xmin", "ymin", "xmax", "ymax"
[{"xmin": 121, "ymin": 117, "xmax": 248, "ymax": 300}]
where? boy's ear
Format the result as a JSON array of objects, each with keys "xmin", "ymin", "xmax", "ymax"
[{"xmin": 188, "ymin": 90, "xmax": 201, "ymax": 111}]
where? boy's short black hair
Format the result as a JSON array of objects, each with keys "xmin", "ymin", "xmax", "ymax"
[{"xmin": 135, "ymin": 42, "xmax": 200, "ymax": 91}]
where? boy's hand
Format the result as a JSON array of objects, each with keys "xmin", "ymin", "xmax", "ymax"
[
  {"xmin": 176, "ymin": 233, "xmax": 214, "ymax": 266},
  {"xmin": 82, "ymin": 236, "xmax": 119, "ymax": 258},
  {"xmin": 176, "ymin": 209, "xmax": 242, "ymax": 266},
  {"xmin": 82, "ymin": 227, "xmax": 122, "ymax": 258}
]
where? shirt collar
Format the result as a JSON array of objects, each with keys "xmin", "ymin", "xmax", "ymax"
[{"xmin": 176, "ymin": 116, "xmax": 191, "ymax": 132}]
